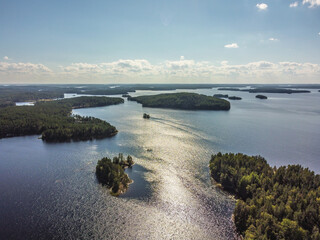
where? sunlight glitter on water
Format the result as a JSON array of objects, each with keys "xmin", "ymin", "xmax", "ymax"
[{"xmin": 1, "ymin": 89, "xmax": 319, "ymax": 239}]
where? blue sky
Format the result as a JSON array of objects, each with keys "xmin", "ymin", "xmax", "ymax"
[{"xmin": 0, "ymin": 0, "xmax": 320, "ymax": 84}]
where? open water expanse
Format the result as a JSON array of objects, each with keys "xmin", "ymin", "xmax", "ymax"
[{"xmin": 1, "ymin": 88, "xmax": 320, "ymax": 239}]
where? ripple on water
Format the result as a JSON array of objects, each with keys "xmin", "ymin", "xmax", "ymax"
[{"xmin": 2, "ymin": 89, "xmax": 320, "ymax": 239}]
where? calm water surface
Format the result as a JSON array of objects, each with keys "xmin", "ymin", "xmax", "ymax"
[{"xmin": 1, "ymin": 88, "xmax": 320, "ymax": 239}]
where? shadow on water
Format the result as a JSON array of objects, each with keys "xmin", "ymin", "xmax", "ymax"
[{"xmin": 120, "ymin": 164, "xmax": 152, "ymax": 200}]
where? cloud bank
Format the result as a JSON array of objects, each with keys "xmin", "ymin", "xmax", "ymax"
[
  {"xmin": 1, "ymin": 58, "xmax": 320, "ymax": 84},
  {"xmin": 0, "ymin": 62, "xmax": 52, "ymax": 73}
]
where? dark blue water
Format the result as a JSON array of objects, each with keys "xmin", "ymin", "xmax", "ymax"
[{"xmin": 1, "ymin": 88, "xmax": 319, "ymax": 239}]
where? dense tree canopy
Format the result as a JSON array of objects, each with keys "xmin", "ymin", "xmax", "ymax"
[
  {"xmin": 48, "ymin": 96, "xmax": 124, "ymax": 109},
  {"xmin": 0, "ymin": 96, "xmax": 123, "ymax": 142},
  {"xmin": 209, "ymin": 153, "xmax": 320, "ymax": 240},
  {"xmin": 128, "ymin": 92, "xmax": 230, "ymax": 110},
  {"xmin": 96, "ymin": 154, "xmax": 134, "ymax": 195}
]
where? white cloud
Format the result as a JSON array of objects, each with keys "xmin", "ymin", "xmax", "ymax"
[
  {"xmin": 269, "ymin": 38, "xmax": 279, "ymax": 41},
  {"xmin": 3, "ymin": 56, "xmax": 9, "ymax": 60},
  {"xmin": 62, "ymin": 59, "xmax": 156, "ymax": 76},
  {"xmin": 318, "ymin": 32, "xmax": 320, "ymax": 35},
  {"xmin": 224, "ymin": 43, "xmax": 239, "ymax": 48},
  {"xmin": 1, "ymin": 59, "xmax": 320, "ymax": 84},
  {"xmin": 180, "ymin": 56, "xmax": 185, "ymax": 61},
  {"xmin": 0, "ymin": 62, "xmax": 52, "ymax": 73},
  {"xmin": 302, "ymin": 0, "xmax": 320, "ymax": 7},
  {"xmin": 289, "ymin": 2, "xmax": 299, "ymax": 7},
  {"xmin": 59, "ymin": 59, "xmax": 320, "ymax": 83},
  {"xmin": 256, "ymin": 3, "xmax": 268, "ymax": 10}
]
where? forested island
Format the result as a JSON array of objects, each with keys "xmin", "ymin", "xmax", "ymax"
[
  {"xmin": 256, "ymin": 95, "xmax": 268, "ymax": 99},
  {"xmin": 213, "ymin": 94, "xmax": 228, "ymax": 98},
  {"xmin": 217, "ymin": 88, "xmax": 242, "ymax": 91},
  {"xmin": 247, "ymin": 88, "xmax": 310, "ymax": 94},
  {"xmin": 228, "ymin": 96, "xmax": 242, "ymax": 100},
  {"xmin": 209, "ymin": 153, "xmax": 320, "ymax": 240},
  {"xmin": 96, "ymin": 154, "xmax": 134, "ymax": 196},
  {"xmin": 217, "ymin": 87, "xmax": 310, "ymax": 94},
  {"xmin": 0, "ymin": 96, "xmax": 123, "ymax": 142},
  {"xmin": 128, "ymin": 92, "xmax": 230, "ymax": 110}
]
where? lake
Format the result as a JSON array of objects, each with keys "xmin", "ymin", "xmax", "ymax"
[{"xmin": 1, "ymin": 88, "xmax": 320, "ymax": 239}]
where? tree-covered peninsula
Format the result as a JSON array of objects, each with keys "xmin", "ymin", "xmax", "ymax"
[
  {"xmin": 128, "ymin": 92, "xmax": 230, "ymax": 110},
  {"xmin": 209, "ymin": 153, "xmax": 320, "ymax": 240},
  {"xmin": 96, "ymin": 154, "xmax": 134, "ymax": 196},
  {"xmin": 51, "ymin": 96, "xmax": 124, "ymax": 109},
  {"xmin": 0, "ymin": 96, "xmax": 124, "ymax": 142}
]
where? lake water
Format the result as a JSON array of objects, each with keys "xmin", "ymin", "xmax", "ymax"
[
  {"xmin": 1, "ymin": 88, "xmax": 320, "ymax": 239},
  {"xmin": 15, "ymin": 101, "xmax": 35, "ymax": 106}
]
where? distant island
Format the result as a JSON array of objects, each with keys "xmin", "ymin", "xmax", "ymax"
[
  {"xmin": 213, "ymin": 94, "xmax": 228, "ymax": 98},
  {"xmin": 247, "ymin": 88, "xmax": 310, "ymax": 94},
  {"xmin": 0, "ymin": 84, "xmax": 316, "ymax": 107},
  {"xmin": 217, "ymin": 88, "xmax": 241, "ymax": 91},
  {"xmin": 217, "ymin": 87, "xmax": 311, "ymax": 94},
  {"xmin": 96, "ymin": 154, "xmax": 134, "ymax": 196},
  {"xmin": 0, "ymin": 96, "xmax": 124, "ymax": 141},
  {"xmin": 256, "ymin": 94, "xmax": 268, "ymax": 99},
  {"xmin": 228, "ymin": 96, "xmax": 242, "ymax": 100},
  {"xmin": 143, "ymin": 113, "xmax": 150, "ymax": 119},
  {"xmin": 209, "ymin": 152, "xmax": 320, "ymax": 239},
  {"xmin": 128, "ymin": 92, "xmax": 230, "ymax": 110}
]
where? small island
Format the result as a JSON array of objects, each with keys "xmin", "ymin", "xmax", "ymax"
[
  {"xmin": 228, "ymin": 96, "xmax": 242, "ymax": 100},
  {"xmin": 128, "ymin": 92, "xmax": 230, "ymax": 110},
  {"xmin": 143, "ymin": 113, "xmax": 150, "ymax": 119},
  {"xmin": 96, "ymin": 154, "xmax": 134, "ymax": 196},
  {"xmin": 255, "ymin": 94, "xmax": 268, "ymax": 99},
  {"xmin": 122, "ymin": 94, "xmax": 131, "ymax": 98},
  {"xmin": 209, "ymin": 152, "xmax": 320, "ymax": 239},
  {"xmin": 213, "ymin": 94, "xmax": 228, "ymax": 98}
]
